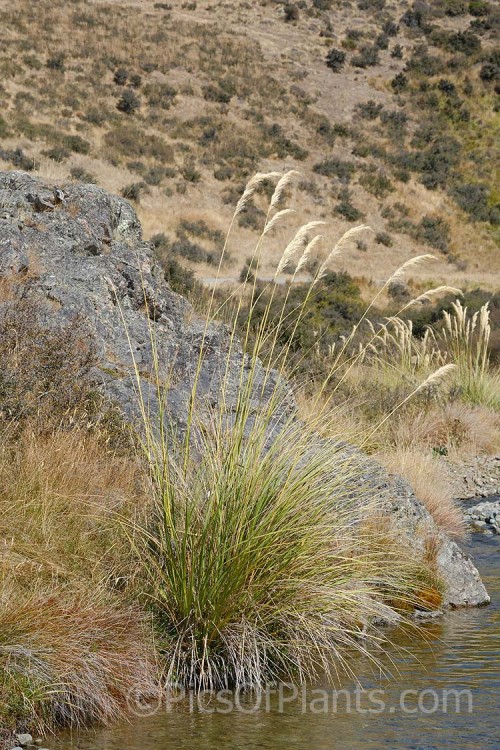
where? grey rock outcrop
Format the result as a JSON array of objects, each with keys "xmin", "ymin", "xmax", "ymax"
[
  {"xmin": 465, "ymin": 499, "xmax": 500, "ymax": 536},
  {"xmin": 0, "ymin": 171, "xmax": 489, "ymax": 608}
]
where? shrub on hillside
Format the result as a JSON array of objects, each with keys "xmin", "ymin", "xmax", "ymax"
[
  {"xmin": 313, "ymin": 158, "xmax": 355, "ymax": 181},
  {"xmin": 391, "ymin": 72, "xmax": 408, "ymax": 92},
  {"xmin": 113, "ymin": 67, "xmax": 129, "ymax": 85},
  {"xmin": 351, "ymin": 45, "xmax": 379, "ymax": 68},
  {"xmin": 116, "ymin": 88, "xmax": 141, "ymax": 114},
  {"xmin": 325, "ymin": 48, "xmax": 346, "ymax": 72},
  {"xmin": 355, "ymin": 100, "xmax": 383, "ymax": 120},
  {"xmin": 451, "ymin": 182, "xmax": 497, "ymax": 223}
]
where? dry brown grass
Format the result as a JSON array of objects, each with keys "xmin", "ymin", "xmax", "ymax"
[
  {"xmin": 0, "ymin": 427, "xmax": 145, "ymax": 586},
  {"xmin": 378, "ymin": 448, "xmax": 466, "ymax": 539},
  {"xmin": 387, "ymin": 403, "xmax": 500, "ymax": 457},
  {"xmin": 0, "ymin": 589, "xmax": 157, "ymax": 737},
  {"xmin": 0, "ymin": 425, "xmax": 159, "ymax": 739}
]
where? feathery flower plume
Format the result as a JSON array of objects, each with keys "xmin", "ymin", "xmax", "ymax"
[
  {"xmin": 388, "ymin": 254, "xmax": 436, "ymax": 284},
  {"xmin": 263, "ymin": 208, "xmax": 296, "ymax": 235},
  {"xmin": 274, "ymin": 221, "xmax": 326, "ymax": 279},
  {"xmin": 235, "ymin": 172, "xmax": 281, "ymax": 217},
  {"xmin": 415, "ymin": 364, "xmax": 456, "ymax": 392},
  {"xmin": 295, "ymin": 234, "xmax": 324, "ymax": 273},
  {"xmin": 403, "ymin": 286, "xmax": 462, "ymax": 310},
  {"xmin": 270, "ymin": 170, "xmax": 299, "ymax": 210},
  {"xmin": 317, "ymin": 225, "xmax": 371, "ymax": 280}
]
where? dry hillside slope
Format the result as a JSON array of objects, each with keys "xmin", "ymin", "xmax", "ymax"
[{"xmin": 0, "ymin": 0, "xmax": 498, "ymax": 289}]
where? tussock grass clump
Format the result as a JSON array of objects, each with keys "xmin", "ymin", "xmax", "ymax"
[
  {"xmin": 0, "ymin": 591, "xmax": 157, "ymax": 736},
  {"xmin": 134, "ymin": 412, "xmax": 436, "ymax": 690},
  {"xmin": 127, "ymin": 170, "xmax": 447, "ymax": 691},
  {"xmin": 367, "ymin": 299, "xmax": 499, "ymax": 410},
  {"xmin": 438, "ymin": 300, "xmax": 499, "ymax": 409}
]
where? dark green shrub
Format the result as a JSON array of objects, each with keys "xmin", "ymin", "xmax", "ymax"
[
  {"xmin": 202, "ymin": 84, "xmax": 231, "ymax": 103},
  {"xmin": 43, "ymin": 145, "xmax": 70, "ymax": 161},
  {"xmin": 469, "ymin": 0, "xmax": 490, "ymax": 15},
  {"xmin": 446, "ymin": 31, "xmax": 481, "ymax": 54},
  {"xmin": 351, "ymin": 45, "xmax": 379, "ymax": 68},
  {"xmin": 150, "ymin": 232, "xmax": 171, "ymax": 255},
  {"xmin": 391, "ymin": 43, "xmax": 404, "ymax": 59},
  {"xmin": 413, "ymin": 134, "xmax": 461, "ymax": 188},
  {"xmin": 63, "ymin": 134, "xmax": 91, "ymax": 154},
  {"xmin": 0, "ymin": 147, "xmax": 34, "ymax": 171},
  {"xmin": 335, "ymin": 202, "xmax": 364, "ymax": 222},
  {"xmin": 313, "ymin": 158, "xmax": 355, "ymax": 181},
  {"xmin": 171, "ymin": 235, "xmax": 207, "ymax": 263},
  {"xmin": 262, "ymin": 122, "xmax": 308, "ymax": 161},
  {"xmin": 181, "ymin": 160, "xmax": 201, "ymax": 183},
  {"xmin": 346, "ymin": 28, "xmax": 364, "ymax": 41},
  {"xmin": 130, "ymin": 73, "xmax": 142, "ymax": 88},
  {"xmin": 46, "ymin": 54, "xmax": 65, "ymax": 72},
  {"xmin": 70, "ymin": 166, "xmax": 97, "ymax": 183},
  {"xmin": 391, "ymin": 73, "xmax": 408, "ymax": 92},
  {"xmin": 438, "ymin": 78, "xmax": 456, "ymax": 94},
  {"xmin": 0, "ymin": 115, "xmax": 9, "ymax": 138},
  {"xmin": 143, "ymin": 166, "xmax": 169, "ymax": 186},
  {"xmin": 325, "ymin": 48, "xmax": 346, "ymax": 72},
  {"xmin": 358, "ymin": 0, "xmax": 385, "ymax": 9},
  {"xmin": 480, "ymin": 62, "xmax": 499, "ymax": 82},
  {"xmin": 375, "ymin": 231, "xmax": 393, "ymax": 246},
  {"xmin": 104, "ymin": 125, "xmax": 173, "ymax": 163},
  {"xmin": 113, "ymin": 68, "xmax": 128, "ymax": 85},
  {"xmin": 443, "ymin": 0, "xmax": 468, "ymax": 15},
  {"xmin": 334, "ymin": 189, "xmax": 364, "ymax": 221},
  {"xmin": 416, "ymin": 216, "xmax": 450, "ymax": 251},
  {"xmin": 117, "ymin": 89, "xmax": 140, "ymax": 114},
  {"xmin": 380, "ymin": 109, "xmax": 408, "ymax": 135},
  {"xmin": 376, "ymin": 33, "xmax": 389, "ymax": 50},
  {"xmin": 238, "ymin": 202, "xmax": 266, "ymax": 230},
  {"xmin": 284, "ymin": 4, "xmax": 300, "ymax": 21},
  {"xmin": 162, "ymin": 257, "xmax": 200, "ymax": 297},
  {"xmin": 84, "ymin": 107, "xmax": 106, "ymax": 126},
  {"xmin": 239, "ymin": 257, "xmax": 257, "ymax": 283},
  {"xmin": 178, "ymin": 219, "xmax": 224, "ymax": 246},
  {"xmin": 332, "ymin": 123, "xmax": 351, "ymax": 138},
  {"xmin": 401, "ymin": 4, "xmax": 429, "ymax": 28},
  {"xmin": 406, "ymin": 45, "xmax": 443, "ymax": 76},
  {"xmin": 450, "ymin": 183, "xmax": 494, "ymax": 222},
  {"xmin": 200, "ymin": 127, "xmax": 218, "ymax": 146},
  {"xmin": 355, "ymin": 100, "xmax": 383, "ymax": 120},
  {"xmin": 121, "ymin": 182, "xmax": 147, "ymax": 201},
  {"xmin": 383, "ymin": 20, "xmax": 399, "ymax": 36},
  {"xmin": 145, "ymin": 82, "xmax": 177, "ymax": 109},
  {"xmin": 359, "ymin": 169, "xmax": 394, "ymax": 198},
  {"xmin": 214, "ymin": 165, "xmax": 233, "ymax": 181}
]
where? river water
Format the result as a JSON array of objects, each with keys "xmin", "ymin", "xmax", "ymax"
[{"xmin": 56, "ymin": 521, "xmax": 499, "ymax": 750}]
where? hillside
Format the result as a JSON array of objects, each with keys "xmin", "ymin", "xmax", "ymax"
[{"xmin": 0, "ymin": 0, "xmax": 498, "ymax": 292}]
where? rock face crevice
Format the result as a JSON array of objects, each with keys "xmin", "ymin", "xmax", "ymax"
[{"xmin": 0, "ymin": 171, "xmax": 489, "ymax": 608}]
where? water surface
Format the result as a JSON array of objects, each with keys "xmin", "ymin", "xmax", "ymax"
[{"xmin": 57, "ymin": 526, "xmax": 499, "ymax": 750}]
